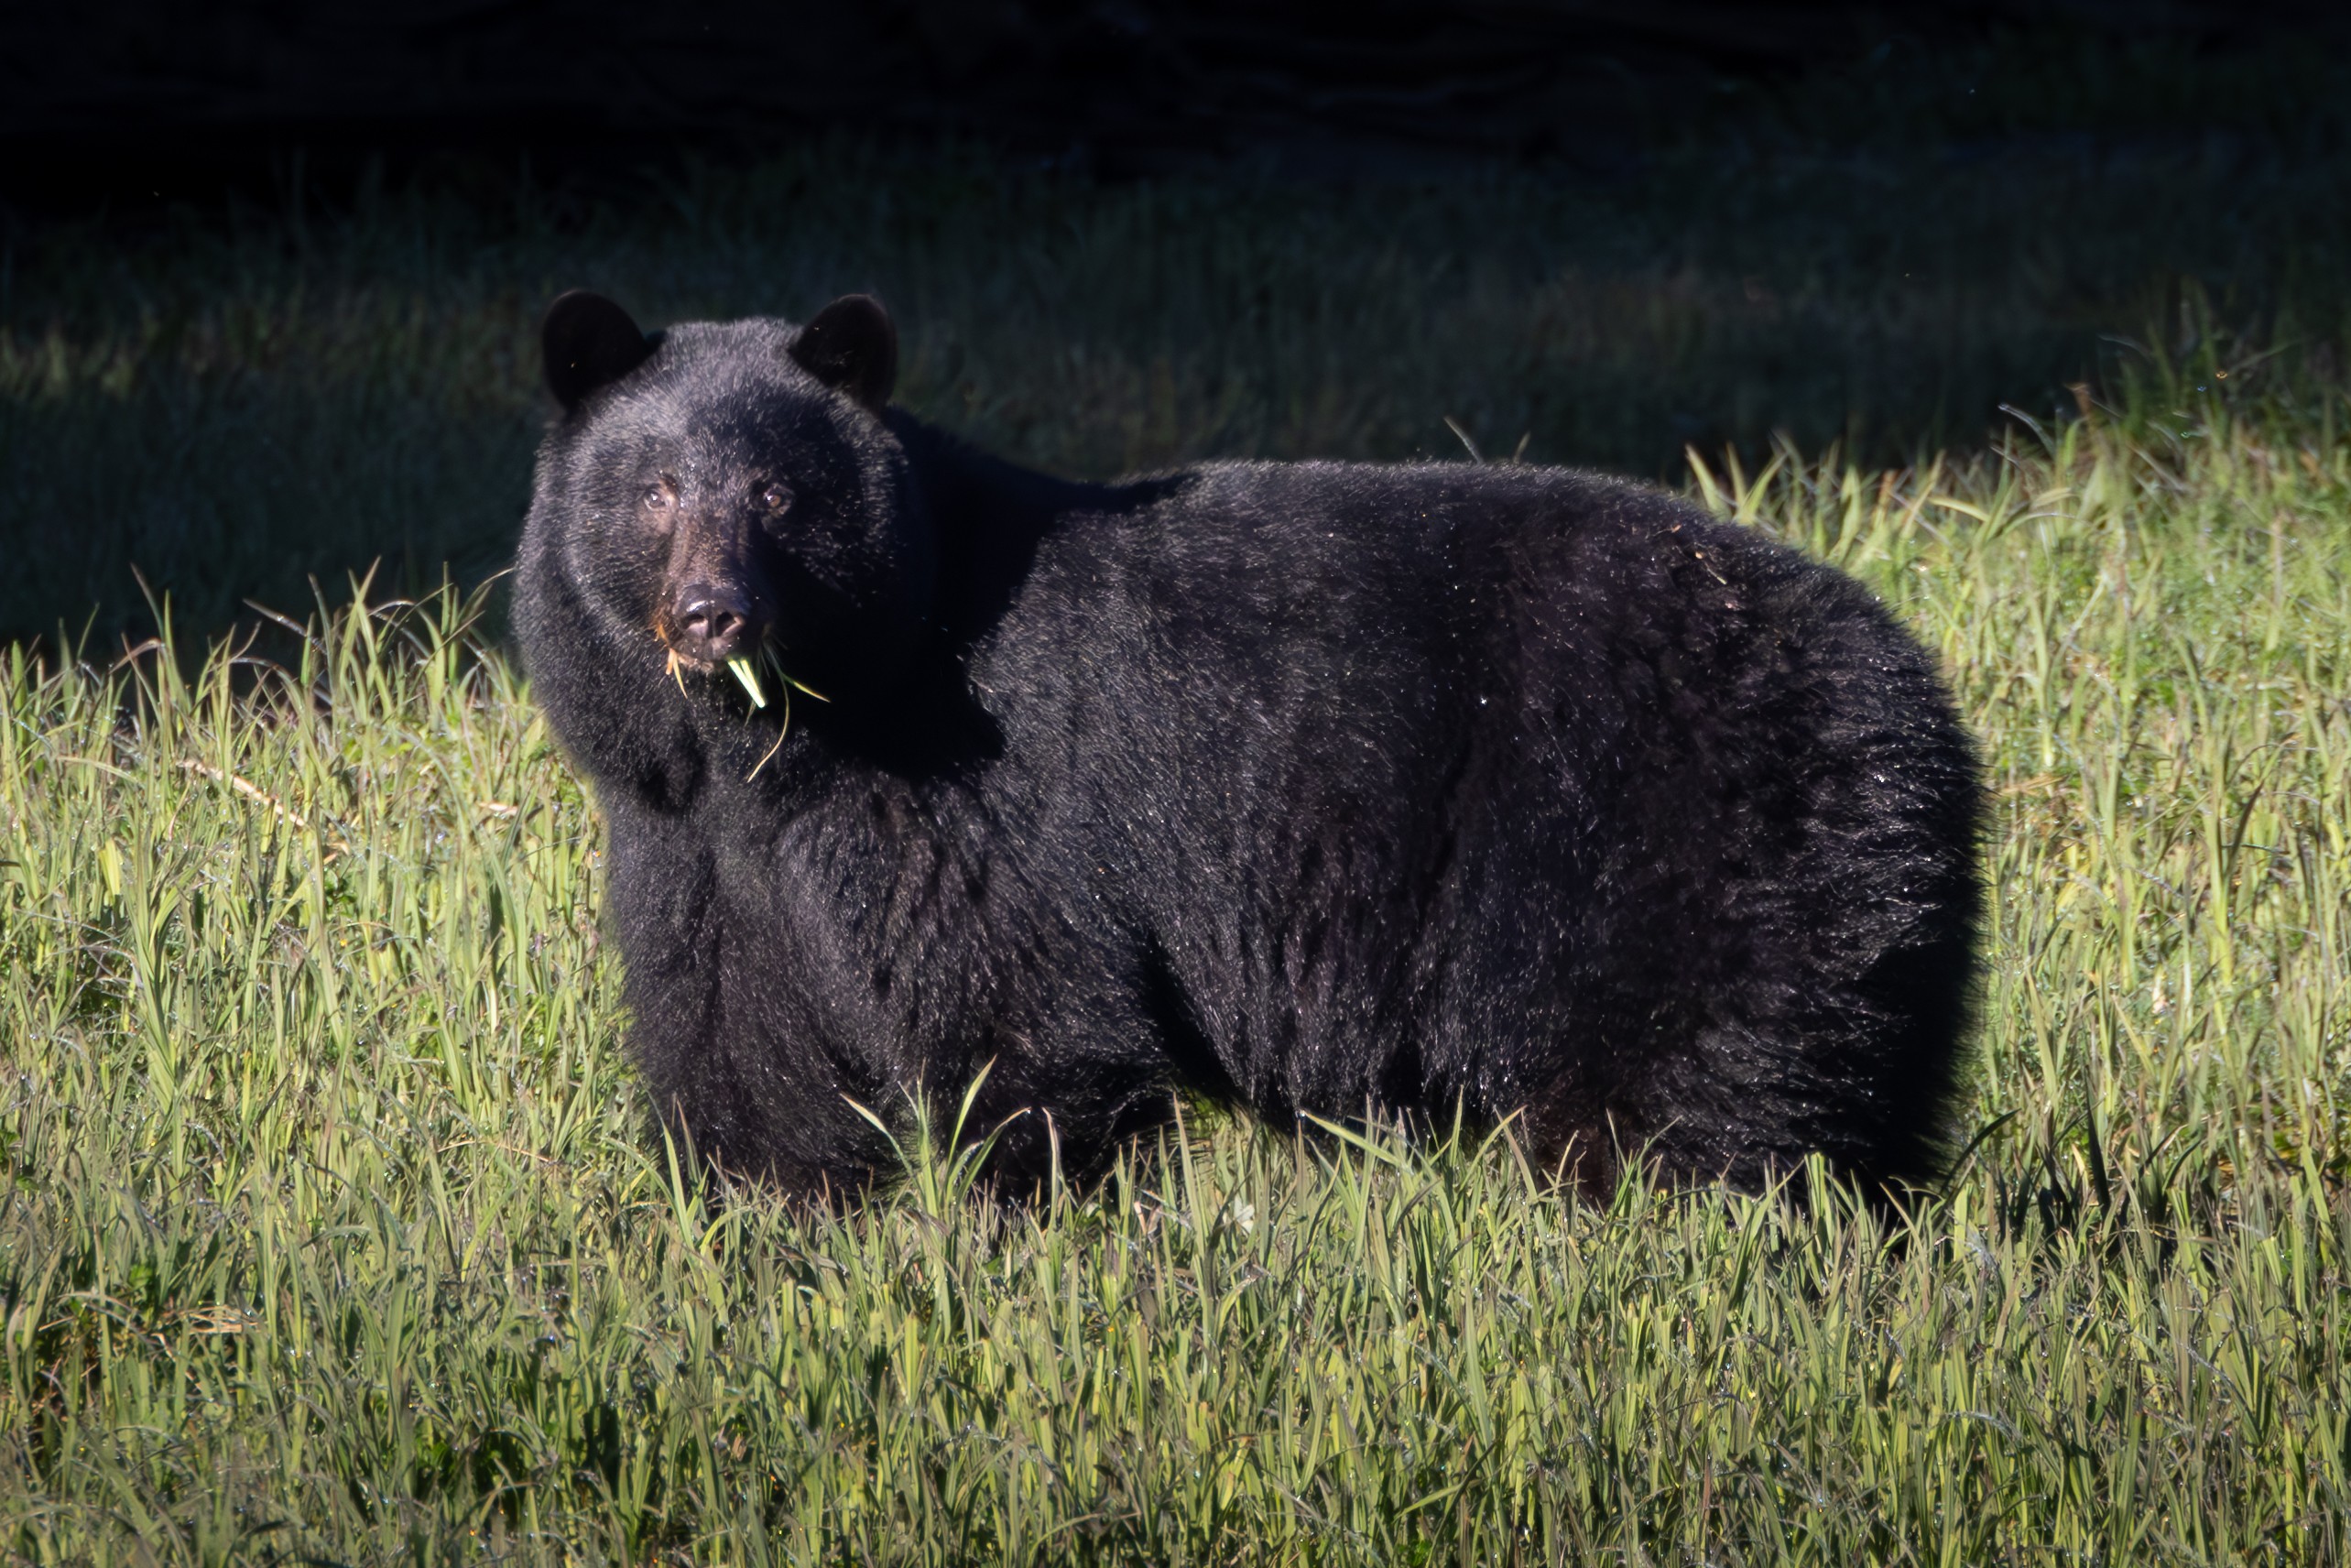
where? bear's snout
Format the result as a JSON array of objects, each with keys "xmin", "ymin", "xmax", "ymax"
[{"xmin": 665, "ymin": 582, "xmax": 767, "ymax": 666}]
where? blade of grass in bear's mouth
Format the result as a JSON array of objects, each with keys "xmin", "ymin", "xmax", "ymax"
[
  {"xmin": 761, "ymin": 645, "xmax": 830, "ymax": 703},
  {"xmin": 727, "ymin": 657, "xmax": 768, "ymax": 709}
]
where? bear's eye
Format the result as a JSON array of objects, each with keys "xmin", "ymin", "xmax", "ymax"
[
  {"xmin": 758, "ymin": 481, "xmax": 791, "ymax": 513},
  {"xmin": 641, "ymin": 483, "xmax": 671, "ymax": 511}
]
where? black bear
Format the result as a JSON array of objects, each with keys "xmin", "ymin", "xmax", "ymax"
[{"xmin": 515, "ymin": 291, "xmax": 1982, "ymax": 1200}]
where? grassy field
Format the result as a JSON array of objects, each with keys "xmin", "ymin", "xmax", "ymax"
[
  {"xmin": 4, "ymin": 46, "xmax": 2351, "ymax": 1564},
  {"xmin": 3, "ymin": 333, "xmax": 2347, "ymax": 1563}
]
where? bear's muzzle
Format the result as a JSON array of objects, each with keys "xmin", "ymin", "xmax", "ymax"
[{"xmin": 660, "ymin": 581, "xmax": 770, "ymax": 668}]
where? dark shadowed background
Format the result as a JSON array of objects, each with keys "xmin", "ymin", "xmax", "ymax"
[
  {"xmin": 4, "ymin": 1, "xmax": 2347, "ymax": 647},
  {"xmin": 8, "ymin": 2, "xmax": 2346, "ymax": 189}
]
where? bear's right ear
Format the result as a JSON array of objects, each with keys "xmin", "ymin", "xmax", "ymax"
[
  {"xmin": 543, "ymin": 291, "xmax": 654, "ymax": 412},
  {"xmin": 788, "ymin": 295, "xmax": 898, "ymax": 411}
]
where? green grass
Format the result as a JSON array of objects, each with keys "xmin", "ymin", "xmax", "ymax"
[{"xmin": 2, "ymin": 335, "xmax": 2347, "ymax": 1561}]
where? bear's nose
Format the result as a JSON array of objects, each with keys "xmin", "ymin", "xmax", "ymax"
[{"xmin": 670, "ymin": 584, "xmax": 761, "ymax": 663}]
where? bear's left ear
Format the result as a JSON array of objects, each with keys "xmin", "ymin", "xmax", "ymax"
[
  {"xmin": 789, "ymin": 294, "xmax": 898, "ymax": 411},
  {"xmin": 543, "ymin": 291, "xmax": 654, "ymax": 412}
]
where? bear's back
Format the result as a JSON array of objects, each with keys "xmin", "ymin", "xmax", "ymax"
[{"xmin": 949, "ymin": 459, "xmax": 1973, "ymax": 1143}]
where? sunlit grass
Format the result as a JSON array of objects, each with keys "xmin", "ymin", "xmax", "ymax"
[{"xmin": 2, "ymin": 345, "xmax": 2346, "ymax": 1561}]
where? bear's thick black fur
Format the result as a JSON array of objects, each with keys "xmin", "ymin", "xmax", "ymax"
[{"xmin": 516, "ymin": 292, "xmax": 1983, "ymax": 1199}]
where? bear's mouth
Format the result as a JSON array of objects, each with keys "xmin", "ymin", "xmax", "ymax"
[
  {"xmin": 661, "ymin": 637, "xmax": 831, "ymax": 780},
  {"xmin": 663, "ymin": 637, "xmax": 830, "ymax": 774},
  {"xmin": 661, "ymin": 642, "xmax": 767, "ymax": 703}
]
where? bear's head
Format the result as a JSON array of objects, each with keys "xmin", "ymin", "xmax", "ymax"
[{"xmin": 531, "ymin": 291, "xmax": 931, "ymax": 707}]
